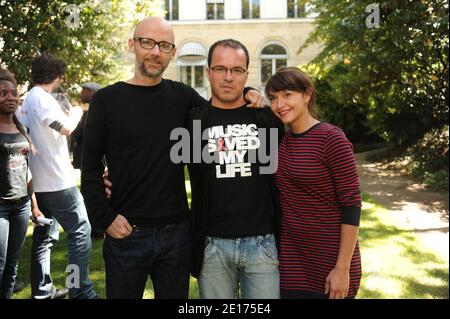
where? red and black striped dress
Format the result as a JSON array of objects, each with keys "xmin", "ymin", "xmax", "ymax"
[{"xmin": 275, "ymin": 122, "xmax": 362, "ymax": 297}]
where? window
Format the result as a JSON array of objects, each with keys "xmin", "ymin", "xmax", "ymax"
[
  {"xmin": 207, "ymin": 0, "xmax": 225, "ymax": 20},
  {"xmin": 177, "ymin": 42, "xmax": 208, "ymax": 98},
  {"xmin": 287, "ymin": 0, "xmax": 307, "ymax": 18},
  {"xmin": 164, "ymin": 0, "xmax": 179, "ymax": 20},
  {"xmin": 260, "ymin": 44, "xmax": 287, "ymax": 87},
  {"xmin": 242, "ymin": 0, "xmax": 260, "ymax": 19},
  {"xmin": 180, "ymin": 66, "xmax": 205, "ymax": 88}
]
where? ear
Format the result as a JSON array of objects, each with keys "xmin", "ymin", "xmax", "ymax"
[
  {"xmin": 170, "ymin": 47, "xmax": 177, "ymax": 61},
  {"xmin": 128, "ymin": 38, "xmax": 135, "ymax": 53},
  {"xmin": 303, "ymin": 89, "xmax": 312, "ymax": 105},
  {"xmin": 206, "ymin": 67, "xmax": 211, "ymax": 82}
]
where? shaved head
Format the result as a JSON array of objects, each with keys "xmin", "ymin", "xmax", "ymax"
[
  {"xmin": 128, "ymin": 17, "xmax": 177, "ymax": 84},
  {"xmin": 133, "ymin": 17, "xmax": 175, "ymax": 43}
]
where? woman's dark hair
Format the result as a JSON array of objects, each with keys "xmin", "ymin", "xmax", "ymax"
[
  {"xmin": 0, "ymin": 68, "xmax": 35, "ymax": 153},
  {"xmin": 265, "ymin": 67, "xmax": 317, "ymax": 115},
  {"xmin": 0, "ymin": 68, "xmax": 17, "ymax": 86},
  {"xmin": 31, "ymin": 53, "xmax": 67, "ymax": 85}
]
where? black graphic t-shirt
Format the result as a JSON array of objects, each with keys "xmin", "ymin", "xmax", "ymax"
[
  {"xmin": 0, "ymin": 132, "xmax": 29, "ymax": 200},
  {"xmin": 206, "ymin": 105, "xmax": 274, "ymax": 237}
]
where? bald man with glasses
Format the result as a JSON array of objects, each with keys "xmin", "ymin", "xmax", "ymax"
[{"xmin": 81, "ymin": 17, "xmax": 264, "ymax": 299}]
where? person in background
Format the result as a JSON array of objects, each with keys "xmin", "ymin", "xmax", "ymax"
[
  {"xmin": 72, "ymin": 82, "xmax": 103, "ymax": 239},
  {"xmin": 71, "ymin": 82, "xmax": 102, "ymax": 170},
  {"xmin": 21, "ymin": 54, "xmax": 97, "ymax": 299},
  {"xmin": 0, "ymin": 68, "xmax": 44, "ymax": 299},
  {"xmin": 265, "ymin": 67, "xmax": 362, "ymax": 299}
]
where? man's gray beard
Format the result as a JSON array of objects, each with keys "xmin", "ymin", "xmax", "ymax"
[{"xmin": 139, "ymin": 62, "xmax": 166, "ymax": 79}]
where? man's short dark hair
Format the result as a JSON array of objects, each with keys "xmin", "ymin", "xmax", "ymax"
[
  {"xmin": 207, "ymin": 39, "xmax": 250, "ymax": 69},
  {"xmin": 31, "ymin": 53, "xmax": 67, "ymax": 85}
]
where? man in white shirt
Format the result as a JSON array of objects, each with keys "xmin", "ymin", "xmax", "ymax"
[{"xmin": 21, "ymin": 53, "xmax": 97, "ymax": 299}]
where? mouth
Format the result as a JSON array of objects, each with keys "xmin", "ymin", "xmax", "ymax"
[
  {"xmin": 277, "ymin": 109, "xmax": 291, "ymax": 118},
  {"xmin": 145, "ymin": 59, "xmax": 161, "ymax": 64},
  {"xmin": 144, "ymin": 60, "xmax": 162, "ymax": 68}
]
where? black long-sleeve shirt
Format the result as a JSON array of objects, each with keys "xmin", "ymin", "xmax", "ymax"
[
  {"xmin": 81, "ymin": 80, "xmax": 206, "ymax": 231},
  {"xmin": 71, "ymin": 111, "xmax": 87, "ymax": 169}
]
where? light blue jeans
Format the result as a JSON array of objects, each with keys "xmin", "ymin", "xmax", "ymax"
[
  {"xmin": 0, "ymin": 197, "xmax": 30, "ymax": 299},
  {"xmin": 30, "ymin": 187, "xmax": 96, "ymax": 299},
  {"xmin": 199, "ymin": 234, "xmax": 280, "ymax": 299}
]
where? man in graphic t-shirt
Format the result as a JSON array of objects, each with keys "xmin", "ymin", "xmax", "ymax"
[
  {"xmin": 21, "ymin": 54, "xmax": 97, "ymax": 299},
  {"xmin": 188, "ymin": 39, "xmax": 284, "ymax": 299},
  {"xmin": 81, "ymin": 17, "xmax": 264, "ymax": 299}
]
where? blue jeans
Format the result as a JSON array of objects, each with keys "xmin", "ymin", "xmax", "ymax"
[
  {"xmin": 0, "ymin": 197, "xmax": 30, "ymax": 299},
  {"xmin": 103, "ymin": 221, "xmax": 191, "ymax": 299},
  {"xmin": 30, "ymin": 187, "xmax": 96, "ymax": 299},
  {"xmin": 199, "ymin": 234, "xmax": 280, "ymax": 299}
]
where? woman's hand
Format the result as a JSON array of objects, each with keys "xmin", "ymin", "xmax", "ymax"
[{"xmin": 325, "ymin": 267, "xmax": 350, "ymax": 299}]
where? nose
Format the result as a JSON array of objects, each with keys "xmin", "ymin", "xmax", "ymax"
[
  {"xmin": 6, "ymin": 92, "xmax": 18, "ymax": 101},
  {"xmin": 276, "ymin": 96, "xmax": 285, "ymax": 109},
  {"xmin": 148, "ymin": 44, "xmax": 161, "ymax": 56},
  {"xmin": 224, "ymin": 69, "xmax": 233, "ymax": 81}
]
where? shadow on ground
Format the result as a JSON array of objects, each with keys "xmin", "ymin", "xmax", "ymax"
[{"xmin": 358, "ymin": 194, "xmax": 449, "ymax": 299}]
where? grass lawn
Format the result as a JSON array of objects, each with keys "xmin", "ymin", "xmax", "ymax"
[
  {"xmin": 358, "ymin": 193, "xmax": 448, "ymax": 299},
  {"xmin": 12, "ymin": 191, "xmax": 448, "ymax": 299}
]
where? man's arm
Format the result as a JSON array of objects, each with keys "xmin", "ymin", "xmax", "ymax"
[
  {"xmin": 39, "ymin": 96, "xmax": 83, "ymax": 137},
  {"xmin": 243, "ymin": 87, "xmax": 265, "ymax": 108},
  {"xmin": 56, "ymin": 106, "xmax": 84, "ymax": 136},
  {"xmin": 187, "ymin": 85, "xmax": 265, "ymax": 111},
  {"xmin": 80, "ymin": 93, "xmax": 118, "ymax": 232},
  {"xmin": 27, "ymin": 174, "xmax": 44, "ymax": 222}
]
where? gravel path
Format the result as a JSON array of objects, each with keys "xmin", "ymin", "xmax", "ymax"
[{"xmin": 356, "ymin": 151, "xmax": 449, "ymax": 259}]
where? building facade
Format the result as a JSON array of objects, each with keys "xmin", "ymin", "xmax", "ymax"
[{"xmin": 159, "ymin": 0, "xmax": 322, "ymax": 98}]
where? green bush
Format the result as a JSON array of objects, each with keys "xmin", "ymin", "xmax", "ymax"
[
  {"xmin": 422, "ymin": 170, "xmax": 449, "ymax": 191},
  {"xmin": 410, "ymin": 125, "xmax": 449, "ymax": 191},
  {"xmin": 364, "ymin": 126, "xmax": 449, "ymax": 191},
  {"xmin": 410, "ymin": 126, "xmax": 449, "ymax": 171},
  {"xmin": 365, "ymin": 145, "xmax": 406, "ymax": 163}
]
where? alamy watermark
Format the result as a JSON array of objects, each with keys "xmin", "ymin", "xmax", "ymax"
[
  {"xmin": 66, "ymin": 264, "xmax": 80, "ymax": 289},
  {"xmin": 64, "ymin": 4, "xmax": 80, "ymax": 29},
  {"xmin": 366, "ymin": 3, "xmax": 380, "ymax": 29},
  {"xmin": 170, "ymin": 121, "xmax": 279, "ymax": 176},
  {"xmin": 64, "ymin": 0, "xmax": 112, "ymax": 29}
]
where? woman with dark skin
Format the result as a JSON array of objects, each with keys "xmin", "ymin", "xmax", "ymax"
[{"xmin": 0, "ymin": 69, "xmax": 44, "ymax": 298}]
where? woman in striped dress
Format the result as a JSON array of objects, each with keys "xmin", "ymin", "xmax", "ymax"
[{"xmin": 265, "ymin": 67, "xmax": 362, "ymax": 299}]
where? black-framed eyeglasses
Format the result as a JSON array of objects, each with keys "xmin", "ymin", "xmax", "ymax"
[
  {"xmin": 133, "ymin": 37, "xmax": 175, "ymax": 53},
  {"xmin": 210, "ymin": 66, "xmax": 247, "ymax": 76}
]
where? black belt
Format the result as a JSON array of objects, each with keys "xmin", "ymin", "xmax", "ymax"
[
  {"xmin": 131, "ymin": 219, "xmax": 188, "ymax": 232},
  {"xmin": 132, "ymin": 223, "xmax": 178, "ymax": 232},
  {"xmin": 0, "ymin": 195, "xmax": 29, "ymax": 204}
]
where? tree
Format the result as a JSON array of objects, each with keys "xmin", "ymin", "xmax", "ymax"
[
  {"xmin": 0, "ymin": 0, "xmax": 163, "ymax": 92},
  {"xmin": 301, "ymin": 0, "xmax": 449, "ymax": 145}
]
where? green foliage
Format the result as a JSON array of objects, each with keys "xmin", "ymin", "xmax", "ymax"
[
  {"xmin": 301, "ymin": 62, "xmax": 383, "ymax": 143},
  {"xmin": 365, "ymin": 145, "xmax": 406, "ymax": 162},
  {"xmin": 302, "ymin": 0, "xmax": 449, "ymax": 145},
  {"xmin": 0, "ymin": 0, "xmax": 163, "ymax": 94},
  {"xmin": 422, "ymin": 169, "xmax": 449, "ymax": 191},
  {"xmin": 364, "ymin": 126, "xmax": 449, "ymax": 191},
  {"xmin": 410, "ymin": 125, "xmax": 449, "ymax": 190}
]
